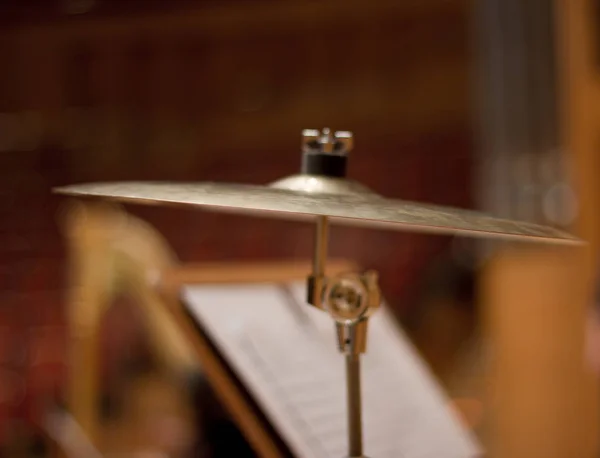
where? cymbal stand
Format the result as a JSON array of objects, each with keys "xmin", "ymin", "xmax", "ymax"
[{"xmin": 307, "ymin": 214, "xmax": 381, "ymax": 458}]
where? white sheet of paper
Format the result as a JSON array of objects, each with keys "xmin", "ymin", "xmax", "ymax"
[{"xmin": 182, "ymin": 282, "xmax": 482, "ymax": 458}]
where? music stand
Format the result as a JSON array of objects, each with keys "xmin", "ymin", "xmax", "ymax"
[{"xmin": 59, "ymin": 199, "xmax": 355, "ymax": 457}]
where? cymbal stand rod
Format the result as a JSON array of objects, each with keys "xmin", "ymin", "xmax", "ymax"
[
  {"xmin": 346, "ymin": 352, "xmax": 364, "ymax": 457},
  {"xmin": 309, "ymin": 214, "xmax": 378, "ymax": 457},
  {"xmin": 313, "ymin": 215, "xmax": 329, "ymax": 277}
]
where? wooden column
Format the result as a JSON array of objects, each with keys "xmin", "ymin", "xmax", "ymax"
[
  {"xmin": 474, "ymin": 0, "xmax": 600, "ymax": 456},
  {"xmin": 556, "ymin": 0, "xmax": 600, "ymax": 450},
  {"xmin": 478, "ymin": 0, "xmax": 600, "ymax": 456},
  {"xmin": 482, "ymin": 246, "xmax": 595, "ymax": 458}
]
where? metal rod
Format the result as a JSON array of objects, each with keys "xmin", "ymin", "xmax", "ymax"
[
  {"xmin": 346, "ymin": 353, "xmax": 363, "ymax": 457},
  {"xmin": 313, "ymin": 215, "xmax": 329, "ymax": 277}
]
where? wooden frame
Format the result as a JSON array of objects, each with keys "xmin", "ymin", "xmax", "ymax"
[{"xmin": 61, "ymin": 199, "xmax": 355, "ymax": 457}]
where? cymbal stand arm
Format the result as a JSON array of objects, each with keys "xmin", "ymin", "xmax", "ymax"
[
  {"xmin": 312, "ymin": 215, "xmax": 329, "ymax": 285},
  {"xmin": 307, "ymin": 215, "xmax": 328, "ymax": 311}
]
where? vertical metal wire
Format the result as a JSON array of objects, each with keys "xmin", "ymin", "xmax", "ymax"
[{"xmin": 473, "ymin": 0, "xmax": 560, "ymax": 231}]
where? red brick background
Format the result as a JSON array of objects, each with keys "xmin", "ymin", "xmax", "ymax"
[{"xmin": 0, "ymin": 0, "xmax": 472, "ymax": 443}]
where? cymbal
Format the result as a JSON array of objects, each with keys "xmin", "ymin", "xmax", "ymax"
[
  {"xmin": 53, "ymin": 128, "xmax": 581, "ymax": 245},
  {"xmin": 54, "ymin": 176, "xmax": 580, "ymax": 245}
]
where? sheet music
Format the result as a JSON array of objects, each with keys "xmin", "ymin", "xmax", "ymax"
[{"xmin": 182, "ymin": 282, "xmax": 482, "ymax": 458}]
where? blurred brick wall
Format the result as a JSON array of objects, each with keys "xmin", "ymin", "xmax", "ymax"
[{"xmin": 0, "ymin": 0, "xmax": 472, "ymax": 442}]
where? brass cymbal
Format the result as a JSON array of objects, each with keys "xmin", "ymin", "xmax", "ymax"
[
  {"xmin": 54, "ymin": 175, "xmax": 580, "ymax": 245},
  {"xmin": 54, "ymin": 128, "xmax": 582, "ymax": 245}
]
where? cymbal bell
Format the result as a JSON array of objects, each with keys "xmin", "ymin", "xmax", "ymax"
[{"xmin": 53, "ymin": 128, "xmax": 582, "ymax": 245}]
